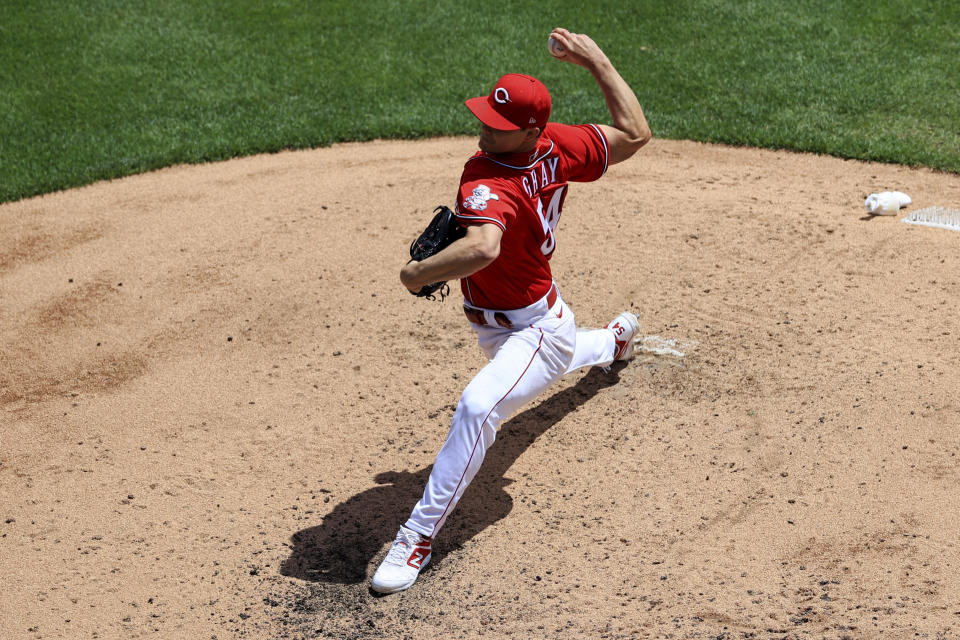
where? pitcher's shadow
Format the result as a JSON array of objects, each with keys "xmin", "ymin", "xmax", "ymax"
[{"xmin": 279, "ymin": 363, "xmax": 624, "ymax": 584}]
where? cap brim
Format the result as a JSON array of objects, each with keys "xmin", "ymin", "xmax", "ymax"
[{"xmin": 465, "ymin": 96, "xmax": 521, "ymax": 131}]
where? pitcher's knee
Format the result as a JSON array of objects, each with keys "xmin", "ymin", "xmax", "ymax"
[{"xmin": 453, "ymin": 386, "xmax": 497, "ymax": 433}]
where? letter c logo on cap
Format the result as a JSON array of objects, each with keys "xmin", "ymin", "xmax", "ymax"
[{"xmin": 493, "ymin": 88, "xmax": 510, "ymax": 104}]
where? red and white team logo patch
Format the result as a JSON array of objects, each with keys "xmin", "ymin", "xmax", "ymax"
[{"xmin": 464, "ymin": 184, "xmax": 500, "ymax": 211}]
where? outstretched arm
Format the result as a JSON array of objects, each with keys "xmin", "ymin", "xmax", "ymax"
[{"xmin": 549, "ymin": 28, "xmax": 652, "ymax": 165}]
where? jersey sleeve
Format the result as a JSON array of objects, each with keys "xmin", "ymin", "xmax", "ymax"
[
  {"xmin": 455, "ymin": 177, "xmax": 516, "ymax": 231},
  {"xmin": 548, "ymin": 123, "xmax": 610, "ymax": 183}
]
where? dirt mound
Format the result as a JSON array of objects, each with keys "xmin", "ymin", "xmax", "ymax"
[{"xmin": 2, "ymin": 137, "xmax": 958, "ymax": 639}]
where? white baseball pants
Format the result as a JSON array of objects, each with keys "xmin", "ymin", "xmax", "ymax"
[{"xmin": 404, "ymin": 292, "xmax": 617, "ymax": 539}]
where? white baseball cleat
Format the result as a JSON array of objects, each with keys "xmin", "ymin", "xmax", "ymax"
[
  {"xmin": 604, "ymin": 311, "xmax": 640, "ymax": 361},
  {"xmin": 371, "ymin": 526, "xmax": 432, "ymax": 594}
]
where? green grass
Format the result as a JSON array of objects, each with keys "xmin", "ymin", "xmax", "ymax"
[{"xmin": 1, "ymin": 0, "xmax": 957, "ymax": 204}]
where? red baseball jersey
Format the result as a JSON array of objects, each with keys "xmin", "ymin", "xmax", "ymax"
[{"xmin": 455, "ymin": 122, "xmax": 609, "ymax": 310}]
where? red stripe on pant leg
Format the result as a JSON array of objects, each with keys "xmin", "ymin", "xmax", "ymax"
[{"xmin": 430, "ymin": 329, "xmax": 545, "ymax": 538}]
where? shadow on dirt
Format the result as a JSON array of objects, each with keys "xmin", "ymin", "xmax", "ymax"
[{"xmin": 279, "ymin": 363, "xmax": 624, "ymax": 584}]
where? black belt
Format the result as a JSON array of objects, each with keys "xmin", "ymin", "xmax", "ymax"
[{"xmin": 463, "ymin": 285, "xmax": 558, "ymax": 329}]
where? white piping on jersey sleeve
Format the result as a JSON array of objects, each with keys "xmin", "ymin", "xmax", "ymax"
[
  {"xmin": 586, "ymin": 123, "xmax": 610, "ymax": 178},
  {"xmin": 454, "ymin": 211, "xmax": 507, "ymax": 231}
]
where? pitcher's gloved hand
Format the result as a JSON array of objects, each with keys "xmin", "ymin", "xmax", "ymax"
[{"xmin": 407, "ymin": 206, "xmax": 466, "ymax": 300}]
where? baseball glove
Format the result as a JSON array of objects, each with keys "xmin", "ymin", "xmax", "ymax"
[{"xmin": 407, "ymin": 205, "xmax": 466, "ymax": 300}]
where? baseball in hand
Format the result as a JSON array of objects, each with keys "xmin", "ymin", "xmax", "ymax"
[{"xmin": 547, "ymin": 36, "xmax": 566, "ymax": 58}]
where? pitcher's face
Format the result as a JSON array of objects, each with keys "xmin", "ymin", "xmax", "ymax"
[{"xmin": 478, "ymin": 124, "xmax": 538, "ymax": 155}]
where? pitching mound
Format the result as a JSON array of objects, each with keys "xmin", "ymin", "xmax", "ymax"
[{"xmin": 2, "ymin": 137, "xmax": 959, "ymax": 639}]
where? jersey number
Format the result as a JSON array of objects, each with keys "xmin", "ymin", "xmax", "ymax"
[{"xmin": 536, "ymin": 186, "xmax": 566, "ymax": 256}]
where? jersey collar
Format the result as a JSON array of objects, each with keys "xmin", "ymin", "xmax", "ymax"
[{"xmin": 477, "ymin": 137, "xmax": 555, "ymax": 170}]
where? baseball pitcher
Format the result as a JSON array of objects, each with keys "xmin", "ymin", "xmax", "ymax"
[{"xmin": 372, "ymin": 27, "xmax": 652, "ymax": 593}]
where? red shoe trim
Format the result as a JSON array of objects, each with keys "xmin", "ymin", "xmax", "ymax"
[{"xmin": 407, "ymin": 541, "xmax": 431, "ymax": 568}]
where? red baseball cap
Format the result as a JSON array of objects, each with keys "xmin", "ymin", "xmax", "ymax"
[{"xmin": 465, "ymin": 73, "xmax": 551, "ymax": 131}]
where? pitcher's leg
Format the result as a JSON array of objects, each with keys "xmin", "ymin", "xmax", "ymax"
[
  {"xmin": 565, "ymin": 311, "xmax": 640, "ymax": 374},
  {"xmin": 406, "ymin": 323, "xmax": 574, "ymax": 538},
  {"xmin": 566, "ymin": 328, "xmax": 617, "ymax": 373},
  {"xmin": 403, "ymin": 378, "xmax": 499, "ymax": 538}
]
